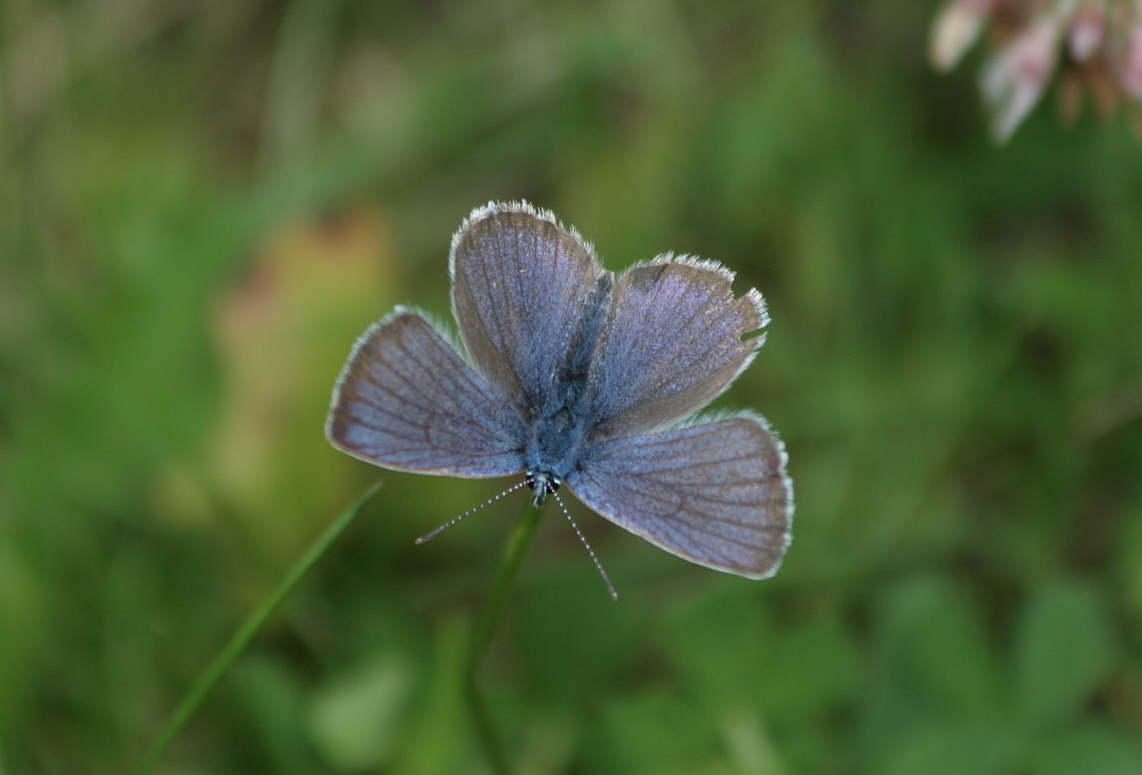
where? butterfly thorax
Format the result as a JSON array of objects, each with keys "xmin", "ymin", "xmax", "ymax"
[{"xmin": 525, "ymin": 402, "xmax": 591, "ymax": 505}]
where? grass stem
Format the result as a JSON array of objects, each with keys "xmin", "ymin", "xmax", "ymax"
[
  {"xmin": 132, "ymin": 482, "xmax": 382, "ymax": 775},
  {"xmin": 463, "ymin": 499, "xmax": 546, "ymax": 775}
]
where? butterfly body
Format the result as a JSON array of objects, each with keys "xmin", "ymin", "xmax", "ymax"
[
  {"xmin": 327, "ymin": 201, "xmax": 793, "ymax": 579},
  {"xmin": 522, "ymin": 271, "xmax": 614, "ymax": 505}
]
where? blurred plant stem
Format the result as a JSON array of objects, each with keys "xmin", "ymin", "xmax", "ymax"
[
  {"xmin": 132, "ymin": 482, "xmax": 382, "ymax": 775},
  {"xmin": 464, "ymin": 500, "xmax": 546, "ymax": 775}
]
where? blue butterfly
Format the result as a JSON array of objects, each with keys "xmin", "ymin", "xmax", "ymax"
[{"xmin": 326, "ymin": 201, "xmax": 792, "ymax": 579}]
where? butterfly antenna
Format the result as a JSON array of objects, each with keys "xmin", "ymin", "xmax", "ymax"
[
  {"xmin": 552, "ymin": 490, "xmax": 618, "ymax": 600},
  {"xmin": 415, "ymin": 481, "xmax": 529, "ymax": 544}
]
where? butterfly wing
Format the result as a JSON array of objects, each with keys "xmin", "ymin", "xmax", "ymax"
[
  {"xmin": 450, "ymin": 202, "xmax": 603, "ymax": 409},
  {"xmin": 326, "ymin": 308, "xmax": 525, "ymax": 477},
  {"xmin": 566, "ymin": 414, "xmax": 792, "ymax": 578},
  {"xmin": 586, "ymin": 257, "xmax": 766, "ymax": 437}
]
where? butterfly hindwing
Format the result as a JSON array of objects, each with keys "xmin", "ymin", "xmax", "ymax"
[
  {"xmin": 586, "ymin": 258, "xmax": 767, "ymax": 438},
  {"xmin": 450, "ymin": 202, "xmax": 602, "ymax": 411}
]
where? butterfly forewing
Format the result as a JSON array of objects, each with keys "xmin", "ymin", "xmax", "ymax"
[
  {"xmin": 566, "ymin": 415, "xmax": 792, "ymax": 578},
  {"xmin": 451, "ymin": 203, "xmax": 602, "ymax": 409},
  {"xmin": 586, "ymin": 258, "xmax": 766, "ymax": 438},
  {"xmin": 326, "ymin": 309, "xmax": 525, "ymax": 478}
]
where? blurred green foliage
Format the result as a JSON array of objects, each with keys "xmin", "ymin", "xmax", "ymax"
[{"xmin": 2, "ymin": 0, "xmax": 1142, "ymax": 773}]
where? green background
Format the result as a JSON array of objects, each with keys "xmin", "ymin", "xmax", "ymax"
[{"xmin": 3, "ymin": 1, "xmax": 1142, "ymax": 773}]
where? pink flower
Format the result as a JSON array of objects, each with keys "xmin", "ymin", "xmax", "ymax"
[
  {"xmin": 929, "ymin": 0, "xmax": 1142, "ymax": 141},
  {"xmin": 982, "ymin": 15, "xmax": 1061, "ymax": 140},
  {"xmin": 930, "ymin": 0, "xmax": 1000, "ymax": 71},
  {"xmin": 1116, "ymin": 16, "xmax": 1142, "ymax": 100},
  {"xmin": 1069, "ymin": 1, "xmax": 1106, "ymax": 61}
]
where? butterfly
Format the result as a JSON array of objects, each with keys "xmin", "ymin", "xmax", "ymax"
[{"xmin": 326, "ymin": 201, "xmax": 792, "ymax": 580}]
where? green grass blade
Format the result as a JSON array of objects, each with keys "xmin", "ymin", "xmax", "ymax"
[{"xmin": 133, "ymin": 482, "xmax": 382, "ymax": 775}]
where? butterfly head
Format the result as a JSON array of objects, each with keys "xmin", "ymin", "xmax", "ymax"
[{"xmin": 525, "ymin": 470, "xmax": 561, "ymax": 507}]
